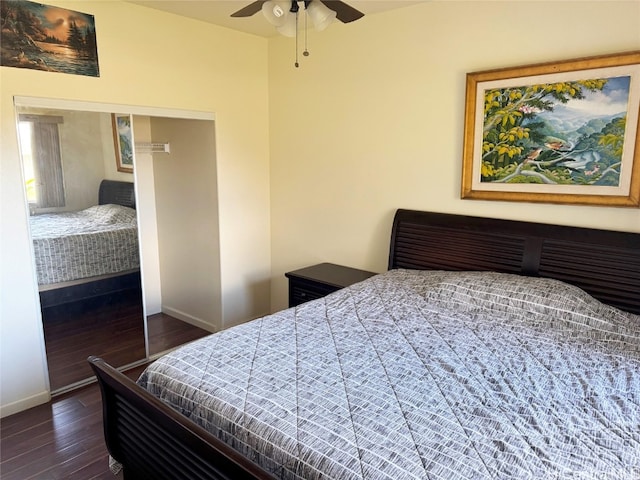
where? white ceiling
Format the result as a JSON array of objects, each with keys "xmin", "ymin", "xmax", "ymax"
[{"xmin": 127, "ymin": 1, "xmax": 424, "ymax": 37}]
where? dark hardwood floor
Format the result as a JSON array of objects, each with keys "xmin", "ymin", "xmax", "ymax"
[
  {"xmin": 42, "ymin": 290, "xmax": 210, "ymax": 391},
  {"xmin": 147, "ymin": 312, "xmax": 211, "ymax": 355},
  {"xmin": 0, "ymin": 365, "xmax": 145, "ymax": 479},
  {"xmin": 1, "ymin": 312, "xmax": 210, "ymax": 479},
  {"xmin": 42, "ymin": 290, "xmax": 146, "ymax": 391}
]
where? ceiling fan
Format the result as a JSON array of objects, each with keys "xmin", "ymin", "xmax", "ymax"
[
  {"xmin": 232, "ymin": 1, "xmax": 364, "ymax": 67},
  {"xmin": 231, "ymin": 1, "xmax": 365, "ymax": 25}
]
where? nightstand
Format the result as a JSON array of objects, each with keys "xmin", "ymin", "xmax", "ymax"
[{"xmin": 285, "ymin": 263, "xmax": 376, "ymax": 307}]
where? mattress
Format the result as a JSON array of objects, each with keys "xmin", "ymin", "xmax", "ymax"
[
  {"xmin": 138, "ymin": 269, "xmax": 640, "ymax": 480},
  {"xmin": 30, "ymin": 203, "xmax": 139, "ymax": 286}
]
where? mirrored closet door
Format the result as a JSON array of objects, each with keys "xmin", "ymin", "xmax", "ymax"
[
  {"xmin": 15, "ymin": 98, "xmax": 217, "ymax": 394},
  {"xmin": 16, "ymin": 104, "xmax": 146, "ymax": 392}
]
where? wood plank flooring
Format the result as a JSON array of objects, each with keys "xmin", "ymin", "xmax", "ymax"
[
  {"xmin": 42, "ymin": 290, "xmax": 210, "ymax": 391},
  {"xmin": 0, "ymin": 365, "xmax": 145, "ymax": 479},
  {"xmin": 147, "ymin": 312, "xmax": 211, "ymax": 355},
  {"xmin": 42, "ymin": 290, "xmax": 146, "ymax": 392},
  {"xmin": 1, "ymin": 307, "xmax": 211, "ymax": 479}
]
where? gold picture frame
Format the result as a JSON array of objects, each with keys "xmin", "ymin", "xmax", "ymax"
[
  {"xmin": 112, "ymin": 113, "xmax": 133, "ymax": 173},
  {"xmin": 461, "ymin": 51, "xmax": 640, "ymax": 207}
]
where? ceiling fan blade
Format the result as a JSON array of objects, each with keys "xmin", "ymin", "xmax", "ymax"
[
  {"xmin": 230, "ymin": 1, "xmax": 268, "ymax": 17},
  {"xmin": 320, "ymin": 1, "xmax": 364, "ymax": 23}
]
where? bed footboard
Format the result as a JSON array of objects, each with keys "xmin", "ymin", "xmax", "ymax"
[{"xmin": 88, "ymin": 357, "xmax": 275, "ymax": 480}]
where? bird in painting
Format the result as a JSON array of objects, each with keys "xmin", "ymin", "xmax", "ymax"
[
  {"xmin": 544, "ymin": 140, "xmax": 572, "ymax": 152},
  {"xmin": 523, "ymin": 148, "xmax": 543, "ymax": 164}
]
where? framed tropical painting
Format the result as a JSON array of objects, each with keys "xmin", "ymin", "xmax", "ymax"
[
  {"xmin": 112, "ymin": 114, "xmax": 133, "ymax": 173},
  {"xmin": 461, "ymin": 51, "xmax": 640, "ymax": 207}
]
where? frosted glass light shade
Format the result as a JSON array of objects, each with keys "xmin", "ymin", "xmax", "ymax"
[
  {"xmin": 262, "ymin": 1, "xmax": 290, "ymax": 27},
  {"xmin": 306, "ymin": 1, "xmax": 336, "ymax": 31},
  {"xmin": 276, "ymin": 15, "xmax": 298, "ymax": 37}
]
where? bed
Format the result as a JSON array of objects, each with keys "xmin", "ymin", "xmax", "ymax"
[
  {"xmin": 36, "ymin": 179, "xmax": 140, "ymax": 308},
  {"xmin": 89, "ymin": 209, "xmax": 639, "ymax": 480}
]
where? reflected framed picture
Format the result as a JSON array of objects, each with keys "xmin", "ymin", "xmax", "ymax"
[
  {"xmin": 461, "ymin": 51, "xmax": 640, "ymax": 207},
  {"xmin": 112, "ymin": 114, "xmax": 133, "ymax": 173}
]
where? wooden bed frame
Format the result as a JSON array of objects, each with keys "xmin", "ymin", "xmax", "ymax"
[
  {"xmin": 388, "ymin": 209, "xmax": 640, "ymax": 315},
  {"xmin": 89, "ymin": 209, "xmax": 639, "ymax": 480},
  {"xmin": 39, "ymin": 180, "xmax": 140, "ymax": 309}
]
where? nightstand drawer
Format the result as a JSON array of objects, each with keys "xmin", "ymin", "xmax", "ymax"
[
  {"xmin": 285, "ymin": 263, "xmax": 376, "ymax": 307},
  {"xmin": 289, "ymin": 278, "xmax": 342, "ymax": 306}
]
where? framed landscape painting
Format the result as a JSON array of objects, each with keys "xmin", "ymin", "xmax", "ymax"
[
  {"xmin": 0, "ymin": 0, "xmax": 99, "ymax": 77},
  {"xmin": 461, "ymin": 51, "xmax": 640, "ymax": 207}
]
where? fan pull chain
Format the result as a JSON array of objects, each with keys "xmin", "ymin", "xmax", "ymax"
[
  {"xmin": 294, "ymin": 10, "xmax": 299, "ymax": 67},
  {"xmin": 303, "ymin": 7, "xmax": 309, "ymax": 58}
]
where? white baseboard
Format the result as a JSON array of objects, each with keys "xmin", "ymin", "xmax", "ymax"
[
  {"xmin": 0, "ymin": 390, "xmax": 50, "ymax": 418},
  {"xmin": 161, "ymin": 306, "xmax": 216, "ymax": 333}
]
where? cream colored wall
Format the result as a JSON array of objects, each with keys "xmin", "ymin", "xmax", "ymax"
[
  {"xmin": 268, "ymin": 1, "xmax": 640, "ymax": 312},
  {"xmin": 150, "ymin": 116, "xmax": 222, "ymax": 332},
  {"xmin": 0, "ymin": 1, "xmax": 270, "ymax": 416}
]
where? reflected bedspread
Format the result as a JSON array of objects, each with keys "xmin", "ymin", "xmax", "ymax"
[{"xmin": 30, "ymin": 203, "xmax": 139, "ymax": 285}]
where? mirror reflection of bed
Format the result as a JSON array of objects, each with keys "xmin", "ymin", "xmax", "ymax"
[
  {"xmin": 34, "ymin": 180, "xmax": 144, "ymax": 391},
  {"xmin": 16, "ymin": 103, "xmax": 214, "ymax": 393}
]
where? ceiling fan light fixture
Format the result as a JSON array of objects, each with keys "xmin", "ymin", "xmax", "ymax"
[
  {"xmin": 231, "ymin": 0, "xmax": 365, "ymax": 68},
  {"xmin": 306, "ymin": 1, "xmax": 337, "ymax": 31},
  {"xmin": 276, "ymin": 14, "xmax": 298, "ymax": 37},
  {"xmin": 262, "ymin": 1, "xmax": 291, "ymax": 27}
]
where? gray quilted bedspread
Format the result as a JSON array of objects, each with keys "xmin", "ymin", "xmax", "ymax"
[
  {"xmin": 30, "ymin": 204, "xmax": 139, "ymax": 285},
  {"xmin": 139, "ymin": 270, "xmax": 640, "ymax": 479}
]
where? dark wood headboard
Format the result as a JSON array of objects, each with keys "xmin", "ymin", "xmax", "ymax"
[
  {"xmin": 99, "ymin": 180, "xmax": 135, "ymax": 209},
  {"xmin": 388, "ymin": 209, "xmax": 640, "ymax": 315}
]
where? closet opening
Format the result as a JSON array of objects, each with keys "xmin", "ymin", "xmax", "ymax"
[{"xmin": 14, "ymin": 97, "xmax": 220, "ymax": 394}]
